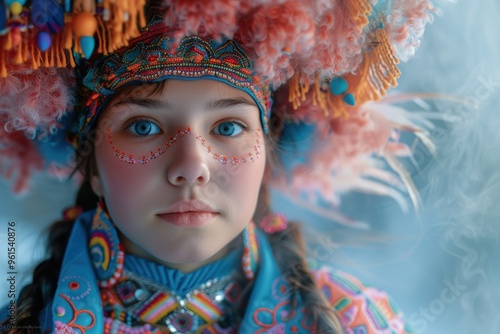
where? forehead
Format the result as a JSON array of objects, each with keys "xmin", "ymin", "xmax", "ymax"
[
  {"xmin": 110, "ymin": 79, "xmax": 256, "ymax": 107},
  {"xmin": 97, "ymin": 79, "xmax": 262, "ymax": 130}
]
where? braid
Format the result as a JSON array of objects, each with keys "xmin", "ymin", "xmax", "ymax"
[
  {"xmin": 255, "ymin": 184, "xmax": 345, "ymax": 334},
  {"xmin": 243, "ymin": 106, "xmax": 345, "ymax": 333},
  {"xmin": 1, "ymin": 181, "xmax": 98, "ymax": 333}
]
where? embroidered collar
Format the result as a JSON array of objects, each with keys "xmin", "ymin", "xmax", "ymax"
[
  {"xmin": 51, "ymin": 209, "xmax": 311, "ymax": 333},
  {"xmin": 102, "ymin": 269, "xmax": 242, "ymax": 333}
]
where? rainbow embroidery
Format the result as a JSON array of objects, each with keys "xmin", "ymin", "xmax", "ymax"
[
  {"xmin": 186, "ymin": 291, "xmax": 224, "ymax": 322},
  {"xmin": 89, "ymin": 231, "xmax": 111, "ymax": 271},
  {"xmin": 89, "ymin": 202, "xmax": 124, "ymax": 287},
  {"xmin": 135, "ymin": 291, "xmax": 177, "ymax": 323}
]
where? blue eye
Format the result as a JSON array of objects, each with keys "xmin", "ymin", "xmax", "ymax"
[
  {"xmin": 127, "ymin": 119, "xmax": 161, "ymax": 136},
  {"xmin": 213, "ymin": 121, "xmax": 245, "ymax": 137}
]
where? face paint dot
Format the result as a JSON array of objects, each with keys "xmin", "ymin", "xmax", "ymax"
[{"xmin": 69, "ymin": 281, "xmax": 80, "ymax": 290}]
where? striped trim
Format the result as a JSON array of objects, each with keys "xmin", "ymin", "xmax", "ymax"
[
  {"xmin": 186, "ymin": 291, "xmax": 224, "ymax": 322},
  {"xmin": 242, "ymin": 222, "xmax": 259, "ymax": 280},
  {"xmin": 135, "ymin": 291, "xmax": 177, "ymax": 323}
]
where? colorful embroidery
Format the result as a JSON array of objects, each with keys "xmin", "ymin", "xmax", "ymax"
[
  {"xmin": 135, "ymin": 291, "xmax": 178, "ymax": 323},
  {"xmin": 253, "ymin": 300, "xmax": 290, "ymax": 334},
  {"xmin": 313, "ymin": 266, "xmax": 413, "ymax": 333},
  {"xmin": 60, "ymin": 275, "xmax": 92, "ymax": 301},
  {"xmin": 56, "ymin": 294, "xmax": 96, "ymax": 333},
  {"xmin": 89, "ymin": 201, "xmax": 125, "ymax": 288},
  {"xmin": 242, "ymin": 221, "xmax": 259, "ymax": 280},
  {"xmin": 101, "ymin": 270, "xmax": 242, "ymax": 333}
]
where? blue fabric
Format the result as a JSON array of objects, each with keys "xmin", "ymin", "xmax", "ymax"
[
  {"xmin": 49, "ymin": 209, "xmax": 101, "ymax": 332},
  {"xmin": 124, "ymin": 248, "xmax": 241, "ymax": 296}
]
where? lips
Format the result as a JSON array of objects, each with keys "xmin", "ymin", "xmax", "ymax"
[
  {"xmin": 157, "ymin": 212, "xmax": 217, "ymax": 227},
  {"xmin": 157, "ymin": 199, "xmax": 218, "ymax": 227},
  {"xmin": 160, "ymin": 199, "xmax": 217, "ymax": 214}
]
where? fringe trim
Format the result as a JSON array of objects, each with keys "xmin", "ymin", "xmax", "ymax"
[
  {"xmin": 288, "ymin": 74, "xmax": 310, "ymax": 111},
  {"xmin": 289, "ymin": 27, "xmax": 401, "ymax": 121},
  {"xmin": 0, "ymin": 1, "xmax": 146, "ymax": 78},
  {"xmin": 346, "ymin": 28, "xmax": 401, "ymax": 104},
  {"xmin": 346, "ymin": 0, "xmax": 372, "ymax": 29}
]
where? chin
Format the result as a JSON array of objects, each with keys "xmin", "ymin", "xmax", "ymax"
[{"xmin": 153, "ymin": 242, "xmax": 225, "ymax": 265}]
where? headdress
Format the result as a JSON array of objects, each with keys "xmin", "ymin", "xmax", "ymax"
[{"xmin": 0, "ymin": 0, "xmax": 436, "ymax": 225}]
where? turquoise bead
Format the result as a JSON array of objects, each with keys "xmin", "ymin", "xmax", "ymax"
[
  {"xmin": 343, "ymin": 93, "xmax": 356, "ymax": 106},
  {"xmin": 329, "ymin": 77, "xmax": 348, "ymax": 95},
  {"xmin": 80, "ymin": 36, "xmax": 95, "ymax": 59}
]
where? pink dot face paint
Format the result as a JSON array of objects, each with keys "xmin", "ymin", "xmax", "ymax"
[
  {"xmin": 91, "ymin": 79, "xmax": 267, "ymax": 271},
  {"xmin": 105, "ymin": 126, "xmax": 262, "ymax": 165}
]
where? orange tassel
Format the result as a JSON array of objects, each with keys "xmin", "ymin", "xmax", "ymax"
[
  {"xmin": 33, "ymin": 42, "xmax": 41, "ymax": 69},
  {"xmin": 14, "ymin": 37, "xmax": 23, "ymax": 64},
  {"xmin": 311, "ymin": 78, "xmax": 337, "ymax": 117},
  {"xmin": 347, "ymin": 28, "xmax": 400, "ymax": 105},
  {"xmin": 30, "ymin": 37, "xmax": 37, "ymax": 70},
  {"xmin": 60, "ymin": 45, "xmax": 68, "ymax": 66},
  {"xmin": 68, "ymin": 48, "xmax": 76, "ymax": 68},
  {"xmin": 138, "ymin": 0, "xmax": 146, "ymax": 27},
  {"xmin": 346, "ymin": 0, "xmax": 371, "ymax": 29},
  {"xmin": 122, "ymin": 0, "xmax": 131, "ymax": 41},
  {"xmin": 49, "ymin": 41, "xmax": 55, "ymax": 67},
  {"xmin": 0, "ymin": 37, "xmax": 7, "ymax": 78},
  {"xmin": 4, "ymin": 31, "xmax": 12, "ymax": 50},
  {"xmin": 113, "ymin": 6, "xmax": 124, "ymax": 50},
  {"xmin": 74, "ymin": 36, "xmax": 82, "ymax": 55},
  {"xmin": 22, "ymin": 33, "xmax": 29, "ymax": 62},
  {"xmin": 96, "ymin": 15, "xmax": 105, "ymax": 54},
  {"xmin": 43, "ymin": 49, "xmax": 49, "ymax": 67},
  {"xmin": 289, "ymin": 73, "xmax": 310, "ymax": 110},
  {"xmin": 63, "ymin": 13, "xmax": 74, "ymax": 51},
  {"xmin": 57, "ymin": 33, "xmax": 65, "ymax": 67}
]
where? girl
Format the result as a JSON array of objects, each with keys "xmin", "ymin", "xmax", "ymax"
[{"xmin": 0, "ymin": 0, "xmax": 436, "ymax": 332}]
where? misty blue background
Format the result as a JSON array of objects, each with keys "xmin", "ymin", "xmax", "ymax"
[{"xmin": 1, "ymin": 1, "xmax": 499, "ymax": 333}]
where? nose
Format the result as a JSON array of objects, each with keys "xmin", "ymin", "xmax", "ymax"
[{"xmin": 166, "ymin": 130, "xmax": 210, "ymax": 186}]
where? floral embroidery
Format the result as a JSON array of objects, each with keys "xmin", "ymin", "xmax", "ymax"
[{"xmin": 55, "ymin": 294, "xmax": 96, "ymax": 333}]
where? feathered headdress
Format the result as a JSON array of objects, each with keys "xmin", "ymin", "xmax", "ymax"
[{"xmin": 0, "ymin": 0, "xmax": 436, "ymax": 225}]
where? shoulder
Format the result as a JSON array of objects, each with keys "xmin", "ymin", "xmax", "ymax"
[{"xmin": 310, "ymin": 264, "xmax": 414, "ymax": 334}]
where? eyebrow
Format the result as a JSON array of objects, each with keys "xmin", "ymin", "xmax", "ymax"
[
  {"xmin": 114, "ymin": 96, "xmax": 258, "ymax": 111},
  {"xmin": 205, "ymin": 97, "xmax": 258, "ymax": 110}
]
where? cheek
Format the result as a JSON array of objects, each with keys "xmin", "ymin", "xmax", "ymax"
[
  {"xmin": 219, "ymin": 156, "xmax": 266, "ymax": 212},
  {"xmin": 94, "ymin": 143, "xmax": 160, "ymax": 207}
]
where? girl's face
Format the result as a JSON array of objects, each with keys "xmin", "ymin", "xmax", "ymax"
[{"xmin": 90, "ymin": 79, "xmax": 266, "ymax": 271}]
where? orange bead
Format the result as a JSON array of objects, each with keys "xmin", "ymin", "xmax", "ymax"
[{"xmin": 72, "ymin": 12, "xmax": 98, "ymax": 37}]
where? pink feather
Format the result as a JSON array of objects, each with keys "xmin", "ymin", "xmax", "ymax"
[
  {"xmin": 0, "ymin": 114, "xmax": 45, "ymax": 194},
  {"xmin": 0, "ymin": 68, "xmax": 74, "ymax": 140}
]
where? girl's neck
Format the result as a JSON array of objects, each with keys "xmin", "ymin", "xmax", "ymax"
[{"xmin": 119, "ymin": 231, "xmax": 242, "ymax": 274}]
